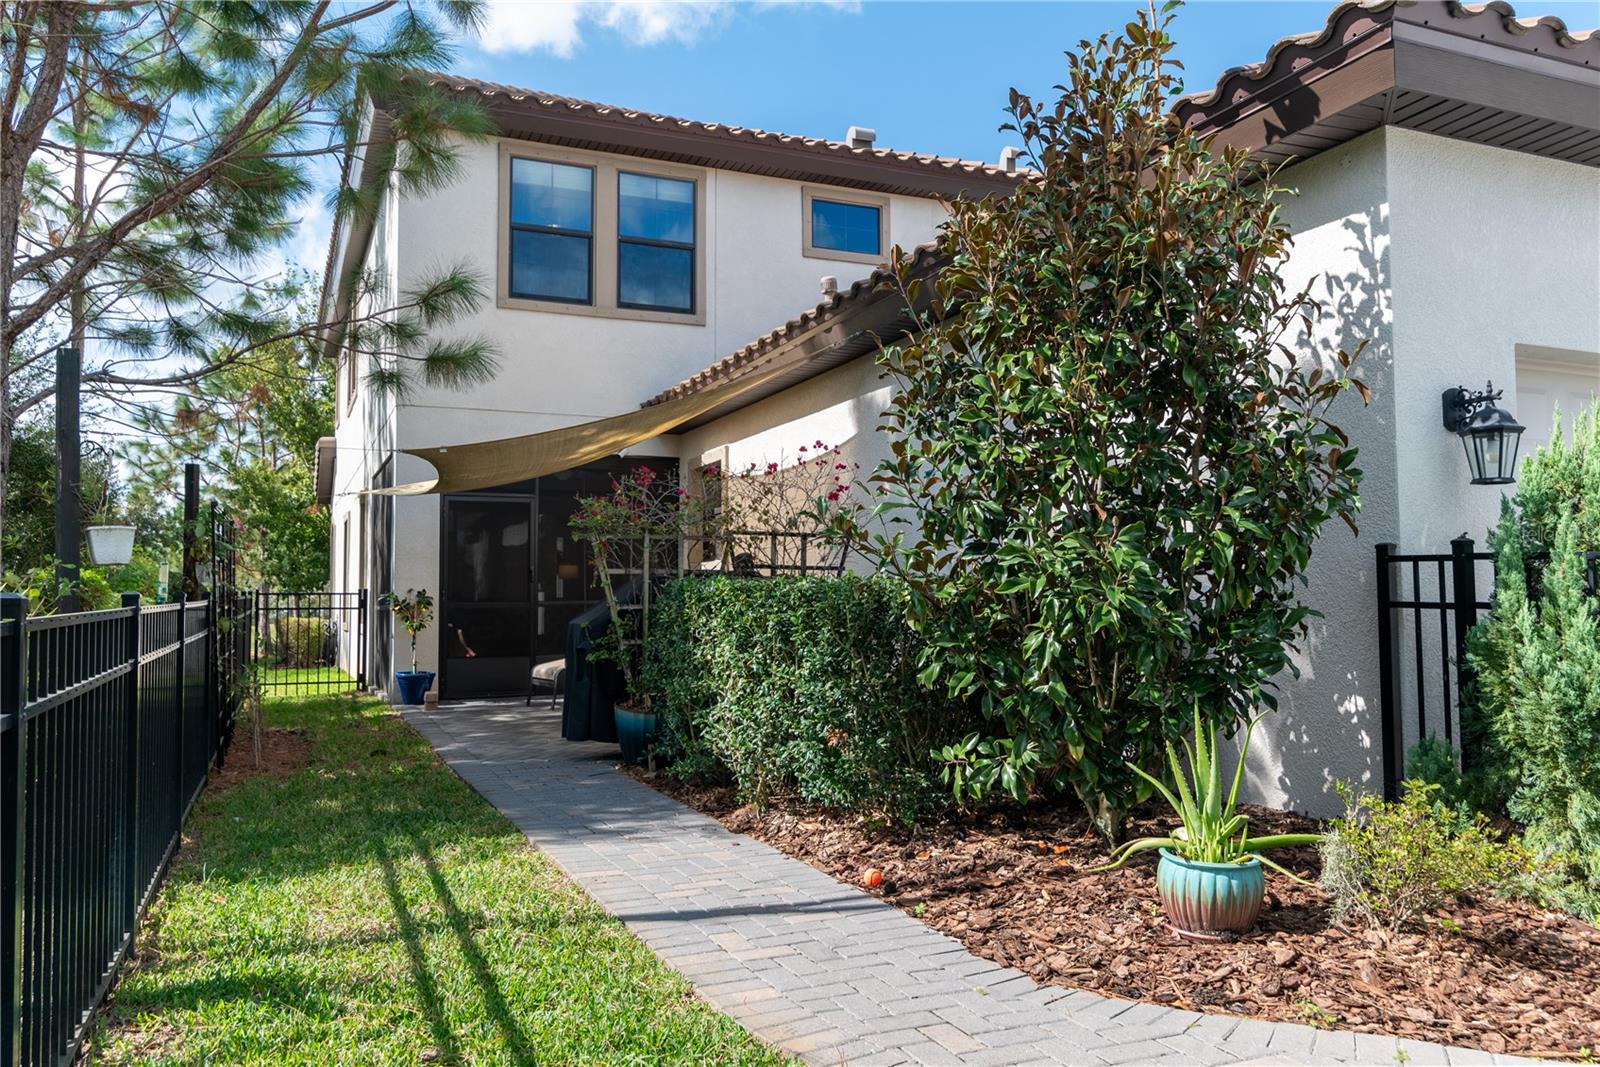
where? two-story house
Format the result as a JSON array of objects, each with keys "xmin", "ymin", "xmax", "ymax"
[{"xmin": 318, "ymin": 72, "xmax": 1017, "ymax": 702}]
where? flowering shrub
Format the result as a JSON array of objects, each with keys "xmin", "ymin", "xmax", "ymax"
[
  {"xmin": 570, "ymin": 466, "xmax": 720, "ymax": 707},
  {"xmin": 707, "ymin": 441, "xmax": 858, "ymax": 574},
  {"xmin": 644, "ymin": 575, "xmax": 969, "ymax": 822}
]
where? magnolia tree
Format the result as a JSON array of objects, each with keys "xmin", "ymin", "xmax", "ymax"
[{"xmin": 839, "ymin": 6, "xmax": 1367, "ymax": 842}]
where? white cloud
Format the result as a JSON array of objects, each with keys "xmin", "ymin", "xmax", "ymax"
[{"xmin": 478, "ymin": 0, "xmax": 856, "ymax": 57}]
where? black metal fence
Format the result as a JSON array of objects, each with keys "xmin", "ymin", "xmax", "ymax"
[
  {"xmin": 1, "ymin": 589, "xmax": 244, "ymax": 1067},
  {"xmin": 1375, "ymin": 536, "xmax": 1600, "ymax": 801},
  {"xmin": 250, "ymin": 590, "xmax": 366, "ymax": 695}
]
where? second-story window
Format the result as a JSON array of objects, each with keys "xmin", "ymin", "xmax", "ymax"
[
  {"xmin": 509, "ymin": 158, "xmax": 593, "ymax": 304},
  {"xmin": 617, "ymin": 172, "xmax": 695, "ymax": 313},
  {"xmin": 811, "ymin": 197, "xmax": 880, "ymax": 256}
]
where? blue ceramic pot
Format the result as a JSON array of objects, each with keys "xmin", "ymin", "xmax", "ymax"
[
  {"xmin": 614, "ymin": 706, "xmax": 656, "ymax": 764},
  {"xmin": 1156, "ymin": 848, "xmax": 1265, "ymax": 941},
  {"xmin": 394, "ymin": 670, "xmax": 435, "ymax": 706}
]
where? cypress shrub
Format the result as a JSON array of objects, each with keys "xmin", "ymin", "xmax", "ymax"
[{"xmin": 644, "ymin": 575, "xmax": 968, "ymax": 822}]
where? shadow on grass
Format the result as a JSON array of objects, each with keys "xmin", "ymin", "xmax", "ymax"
[
  {"xmin": 408, "ymin": 829, "xmax": 536, "ymax": 1066},
  {"xmin": 374, "ymin": 836, "xmax": 462, "ymax": 1064}
]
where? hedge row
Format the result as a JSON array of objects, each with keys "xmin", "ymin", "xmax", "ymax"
[{"xmin": 643, "ymin": 575, "xmax": 968, "ymax": 822}]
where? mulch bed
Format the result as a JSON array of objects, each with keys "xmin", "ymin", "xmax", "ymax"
[
  {"xmin": 210, "ymin": 726, "xmax": 311, "ymax": 792},
  {"xmin": 633, "ymin": 770, "xmax": 1600, "ymax": 1059}
]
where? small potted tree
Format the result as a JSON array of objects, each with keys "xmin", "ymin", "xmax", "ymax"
[
  {"xmin": 379, "ymin": 588, "xmax": 435, "ymax": 706},
  {"xmin": 571, "ymin": 467, "xmax": 719, "ymax": 761}
]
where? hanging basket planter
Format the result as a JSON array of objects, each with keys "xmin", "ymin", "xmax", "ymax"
[{"xmin": 85, "ymin": 525, "xmax": 136, "ymax": 566}]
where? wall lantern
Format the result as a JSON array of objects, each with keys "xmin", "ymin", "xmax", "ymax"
[{"xmin": 1441, "ymin": 381, "xmax": 1525, "ymax": 486}]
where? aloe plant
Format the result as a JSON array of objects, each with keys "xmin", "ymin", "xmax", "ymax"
[{"xmin": 1098, "ymin": 707, "xmax": 1322, "ymax": 879}]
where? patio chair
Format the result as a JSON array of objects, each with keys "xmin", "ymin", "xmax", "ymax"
[{"xmin": 527, "ymin": 654, "xmax": 566, "ymax": 708}]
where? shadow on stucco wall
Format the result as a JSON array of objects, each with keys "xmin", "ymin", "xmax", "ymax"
[{"xmin": 1237, "ymin": 146, "xmax": 1399, "ymax": 817}]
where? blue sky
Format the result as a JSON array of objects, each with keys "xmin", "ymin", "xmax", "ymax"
[{"xmin": 449, "ymin": 0, "xmax": 1600, "ymax": 167}]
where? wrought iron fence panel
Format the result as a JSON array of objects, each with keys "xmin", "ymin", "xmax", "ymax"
[
  {"xmin": 1375, "ymin": 537, "xmax": 1600, "ymax": 801},
  {"xmin": 1, "ymin": 583, "xmax": 244, "ymax": 1067},
  {"xmin": 249, "ymin": 590, "xmax": 367, "ymax": 696}
]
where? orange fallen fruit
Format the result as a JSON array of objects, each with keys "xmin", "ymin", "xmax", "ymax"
[{"xmin": 862, "ymin": 868, "xmax": 884, "ymax": 888}]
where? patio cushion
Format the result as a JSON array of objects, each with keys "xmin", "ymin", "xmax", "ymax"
[{"xmin": 532, "ymin": 657, "xmax": 565, "ymax": 682}]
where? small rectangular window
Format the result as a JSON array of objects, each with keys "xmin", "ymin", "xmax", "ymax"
[
  {"xmin": 810, "ymin": 197, "xmax": 881, "ymax": 256},
  {"xmin": 509, "ymin": 158, "xmax": 593, "ymax": 304},
  {"xmin": 618, "ymin": 172, "xmax": 695, "ymax": 313}
]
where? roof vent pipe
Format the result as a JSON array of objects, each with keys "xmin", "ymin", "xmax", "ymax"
[
  {"xmin": 999, "ymin": 146, "xmax": 1022, "ymax": 173},
  {"xmin": 846, "ymin": 126, "xmax": 876, "ymax": 149},
  {"xmin": 820, "ymin": 275, "xmax": 838, "ymax": 297}
]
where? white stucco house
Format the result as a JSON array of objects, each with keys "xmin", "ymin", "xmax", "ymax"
[{"xmin": 318, "ymin": 0, "xmax": 1599, "ymax": 814}]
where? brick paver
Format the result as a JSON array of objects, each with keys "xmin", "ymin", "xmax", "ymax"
[{"xmin": 403, "ymin": 701, "xmax": 1539, "ymax": 1067}]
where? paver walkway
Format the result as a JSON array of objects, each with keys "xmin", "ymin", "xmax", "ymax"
[{"xmin": 403, "ymin": 701, "xmax": 1533, "ymax": 1067}]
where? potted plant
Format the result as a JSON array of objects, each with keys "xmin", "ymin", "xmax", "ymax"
[
  {"xmin": 379, "ymin": 588, "xmax": 435, "ymax": 706},
  {"xmin": 1097, "ymin": 708, "xmax": 1322, "ymax": 940},
  {"xmin": 571, "ymin": 466, "xmax": 719, "ymax": 762}
]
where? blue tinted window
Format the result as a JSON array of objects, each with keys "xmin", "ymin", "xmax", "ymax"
[
  {"xmin": 510, "ymin": 230, "xmax": 589, "ymax": 303},
  {"xmin": 811, "ymin": 198, "xmax": 880, "ymax": 255},
  {"xmin": 618, "ymin": 171, "xmax": 695, "ymax": 313},
  {"xmin": 618, "ymin": 243, "xmax": 692, "ymax": 312},
  {"xmin": 510, "ymin": 159, "xmax": 592, "ymax": 231},
  {"xmin": 619, "ymin": 173, "xmax": 694, "ymax": 243}
]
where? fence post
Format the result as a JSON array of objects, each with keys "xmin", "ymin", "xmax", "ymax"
[
  {"xmin": 1375, "ymin": 543, "xmax": 1400, "ymax": 802},
  {"xmin": 357, "ymin": 589, "xmax": 368, "ymax": 691},
  {"xmin": 120, "ymin": 593, "xmax": 140, "ymax": 931},
  {"xmin": 181, "ymin": 463, "xmax": 200, "ymax": 600},
  {"xmin": 173, "ymin": 594, "xmax": 186, "ymax": 830},
  {"xmin": 1450, "ymin": 535, "xmax": 1479, "ymax": 765},
  {"xmin": 2, "ymin": 593, "xmax": 26, "ymax": 1067}
]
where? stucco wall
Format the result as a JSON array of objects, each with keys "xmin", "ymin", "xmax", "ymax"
[
  {"xmin": 390, "ymin": 135, "xmax": 947, "ymax": 451},
  {"xmin": 1387, "ymin": 129, "xmax": 1600, "ymax": 550},
  {"xmin": 1241, "ymin": 130, "xmax": 1398, "ymax": 814}
]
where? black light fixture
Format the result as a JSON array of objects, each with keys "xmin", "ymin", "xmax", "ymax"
[{"xmin": 1441, "ymin": 381, "xmax": 1525, "ymax": 486}]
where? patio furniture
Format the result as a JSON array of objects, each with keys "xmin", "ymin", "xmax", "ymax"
[{"xmin": 527, "ymin": 655, "xmax": 567, "ymax": 707}]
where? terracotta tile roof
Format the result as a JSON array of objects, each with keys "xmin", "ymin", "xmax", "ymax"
[
  {"xmin": 1176, "ymin": 0, "xmax": 1597, "ymax": 118},
  {"xmin": 642, "ymin": 241, "xmax": 947, "ymax": 408},
  {"xmin": 396, "ymin": 69, "xmax": 1020, "ymax": 198}
]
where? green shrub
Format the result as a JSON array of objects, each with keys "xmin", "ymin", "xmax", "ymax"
[
  {"xmin": 1462, "ymin": 406, "xmax": 1600, "ymax": 913},
  {"xmin": 274, "ymin": 615, "xmax": 325, "ymax": 667},
  {"xmin": 1319, "ymin": 782, "xmax": 1537, "ymax": 932},
  {"xmin": 643, "ymin": 575, "xmax": 968, "ymax": 822}
]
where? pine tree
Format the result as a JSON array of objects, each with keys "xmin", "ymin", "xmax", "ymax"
[{"xmin": 2, "ymin": 1, "xmax": 500, "ymax": 568}]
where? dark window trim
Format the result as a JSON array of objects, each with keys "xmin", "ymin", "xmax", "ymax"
[
  {"xmin": 508, "ymin": 157, "xmax": 597, "ymax": 306},
  {"xmin": 616, "ymin": 169, "xmax": 697, "ymax": 315}
]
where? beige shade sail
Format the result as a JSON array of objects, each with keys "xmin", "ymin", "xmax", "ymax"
[{"xmin": 371, "ymin": 359, "xmax": 795, "ymax": 496}]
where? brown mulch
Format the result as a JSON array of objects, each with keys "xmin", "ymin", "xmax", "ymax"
[
  {"xmin": 632, "ymin": 770, "xmax": 1600, "ymax": 1059},
  {"xmin": 210, "ymin": 726, "xmax": 310, "ymax": 792}
]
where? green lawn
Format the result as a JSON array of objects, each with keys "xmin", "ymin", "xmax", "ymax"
[{"xmin": 93, "ymin": 691, "xmax": 781, "ymax": 1066}]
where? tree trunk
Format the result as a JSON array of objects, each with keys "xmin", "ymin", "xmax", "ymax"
[{"xmin": 1076, "ymin": 784, "xmax": 1126, "ymax": 847}]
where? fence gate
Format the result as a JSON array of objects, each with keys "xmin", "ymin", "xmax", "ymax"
[{"xmin": 249, "ymin": 591, "xmax": 367, "ymax": 696}]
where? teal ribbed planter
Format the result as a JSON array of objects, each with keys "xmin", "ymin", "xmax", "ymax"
[
  {"xmin": 1155, "ymin": 848, "xmax": 1265, "ymax": 941},
  {"xmin": 614, "ymin": 706, "xmax": 656, "ymax": 764}
]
